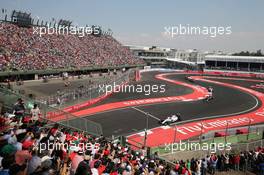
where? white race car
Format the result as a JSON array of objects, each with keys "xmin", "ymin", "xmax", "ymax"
[{"xmin": 159, "ymin": 113, "xmax": 181, "ymax": 125}]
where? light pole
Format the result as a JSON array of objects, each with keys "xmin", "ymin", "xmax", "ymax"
[
  {"xmin": 143, "ymin": 112, "xmax": 149, "ymax": 148},
  {"xmin": 89, "ymin": 85, "xmax": 92, "ymax": 101},
  {"xmin": 224, "ymin": 120, "xmax": 229, "ymax": 151},
  {"xmin": 173, "ymin": 124, "xmax": 177, "ymax": 143},
  {"xmin": 131, "ymin": 107, "xmax": 152, "ymax": 148},
  {"xmin": 199, "ymin": 122, "xmax": 204, "ymax": 158},
  {"xmin": 199, "ymin": 121, "xmax": 204, "ymax": 145},
  {"xmin": 247, "ymin": 117, "xmax": 252, "ymax": 141}
]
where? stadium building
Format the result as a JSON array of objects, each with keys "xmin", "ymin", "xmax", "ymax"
[
  {"xmin": 127, "ymin": 45, "xmax": 172, "ymax": 68},
  {"xmin": 205, "ymin": 55, "xmax": 264, "ymax": 72},
  {"xmin": 128, "ymin": 46, "xmax": 210, "ymax": 70}
]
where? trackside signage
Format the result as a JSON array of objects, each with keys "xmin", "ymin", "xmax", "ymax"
[{"xmin": 176, "ymin": 117, "xmax": 252, "ymax": 135}]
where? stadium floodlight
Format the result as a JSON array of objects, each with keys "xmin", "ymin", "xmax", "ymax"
[
  {"xmin": 106, "ymin": 28, "xmax": 113, "ymax": 36},
  {"xmin": 1, "ymin": 9, "xmax": 6, "ymax": 14},
  {"xmin": 58, "ymin": 19, "xmax": 72, "ymax": 28},
  {"xmin": 11, "ymin": 10, "xmax": 32, "ymax": 27}
]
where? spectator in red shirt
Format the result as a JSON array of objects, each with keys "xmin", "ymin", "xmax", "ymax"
[{"xmin": 233, "ymin": 154, "xmax": 240, "ymax": 171}]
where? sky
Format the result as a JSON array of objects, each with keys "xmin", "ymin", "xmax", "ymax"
[{"xmin": 1, "ymin": 0, "xmax": 264, "ymax": 52}]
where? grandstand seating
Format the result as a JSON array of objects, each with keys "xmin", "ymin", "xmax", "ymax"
[
  {"xmin": 0, "ymin": 22, "xmax": 143, "ymax": 71},
  {"xmin": 1, "ymin": 103, "xmax": 264, "ymax": 175}
]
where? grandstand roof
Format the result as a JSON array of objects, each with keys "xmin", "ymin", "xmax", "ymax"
[
  {"xmin": 205, "ymin": 55, "xmax": 264, "ymax": 63},
  {"xmin": 166, "ymin": 58, "xmax": 196, "ymax": 65}
]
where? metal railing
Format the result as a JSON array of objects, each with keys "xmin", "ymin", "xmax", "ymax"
[
  {"xmin": 36, "ymin": 70, "xmax": 132, "ymax": 107},
  {"xmin": 0, "ymin": 69, "xmax": 135, "ymax": 136},
  {"xmin": 0, "ymin": 84, "xmax": 104, "ymax": 136}
]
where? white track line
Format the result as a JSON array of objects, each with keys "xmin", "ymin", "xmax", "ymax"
[
  {"xmin": 79, "ymin": 98, "xmax": 203, "ymax": 118},
  {"xmin": 131, "ymin": 106, "xmax": 161, "ymax": 121},
  {"xmin": 127, "ymin": 76, "xmax": 260, "ymax": 137}
]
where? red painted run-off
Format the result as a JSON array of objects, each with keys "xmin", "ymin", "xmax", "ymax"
[
  {"xmin": 47, "ymin": 73, "xmax": 209, "ymax": 121},
  {"xmin": 127, "ymin": 75, "xmax": 264, "ymax": 147},
  {"xmin": 46, "ymin": 82, "xmax": 128, "ymax": 119},
  {"xmin": 46, "ymin": 70, "xmax": 264, "ymax": 148},
  {"xmin": 47, "ymin": 70, "xmax": 263, "ymax": 120}
]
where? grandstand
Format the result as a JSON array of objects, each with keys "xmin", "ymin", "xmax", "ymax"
[
  {"xmin": 205, "ymin": 55, "xmax": 264, "ymax": 72},
  {"xmin": 0, "ymin": 7, "xmax": 264, "ymax": 175},
  {"xmin": 0, "ymin": 17, "xmax": 145, "ymax": 80}
]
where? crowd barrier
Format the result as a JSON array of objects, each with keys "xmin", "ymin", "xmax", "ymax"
[
  {"xmin": 36, "ymin": 70, "xmax": 133, "ymax": 110},
  {"xmin": 139, "ymin": 68, "xmax": 264, "ymax": 79},
  {"xmin": 0, "ymin": 86, "xmax": 103, "ymax": 136}
]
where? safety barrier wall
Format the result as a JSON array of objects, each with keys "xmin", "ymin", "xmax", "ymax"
[
  {"xmin": 37, "ymin": 70, "xmax": 133, "ymax": 110},
  {"xmin": 139, "ymin": 68, "xmax": 264, "ymax": 78}
]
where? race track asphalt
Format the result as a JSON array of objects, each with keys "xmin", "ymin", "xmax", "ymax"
[
  {"xmin": 88, "ymin": 71, "xmax": 193, "ymax": 106},
  {"xmin": 77, "ymin": 72, "xmax": 261, "ymax": 138}
]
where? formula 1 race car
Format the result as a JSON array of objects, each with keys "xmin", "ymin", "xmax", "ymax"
[
  {"xmin": 159, "ymin": 113, "xmax": 181, "ymax": 125},
  {"xmin": 185, "ymin": 76, "xmax": 194, "ymax": 83},
  {"xmin": 204, "ymin": 86, "xmax": 214, "ymax": 102}
]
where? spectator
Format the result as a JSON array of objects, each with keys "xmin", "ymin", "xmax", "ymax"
[
  {"xmin": 70, "ymin": 149, "xmax": 84, "ymax": 175},
  {"xmin": 13, "ymin": 98, "xmax": 25, "ymax": 123},
  {"xmin": 210, "ymin": 155, "xmax": 218, "ymax": 175},
  {"xmin": 27, "ymin": 150, "xmax": 41, "ymax": 175},
  {"xmin": 75, "ymin": 150, "xmax": 92, "ymax": 175},
  {"xmin": 0, "ymin": 22, "xmax": 144, "ymax": 72},
  {"xmin": 0, "ymin": 156, "xmax": 14, "ymax": 175},
  {"xmin": 240, "ymin": 152, "xmax": 246, "ymax": 172},
  {"xmin": 201, "ymin": 158, "xmax": 207, "ymax": 175},
  {"xmin": 223, "ymin": 153, "xmax": 229, "ymax": 171},
  {"xmin": 91, "ymin": 160, "xmax": 101, "ymax": 175},
  {"xmin": 233, "ymin": 154, "xmax": 240, "ymax": 171},
  {"xmin": 30, "ymin": 104, "xmax": 41, "ymax": 122}
]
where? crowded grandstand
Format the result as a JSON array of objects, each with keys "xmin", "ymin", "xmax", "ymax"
[
  {"xmin": 0, "ymin": 2, "xmax": 264, "ymax": 175},
  {"xmin": 0, "ymin": 22, "xmax": 143, "ymax": 71}
]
